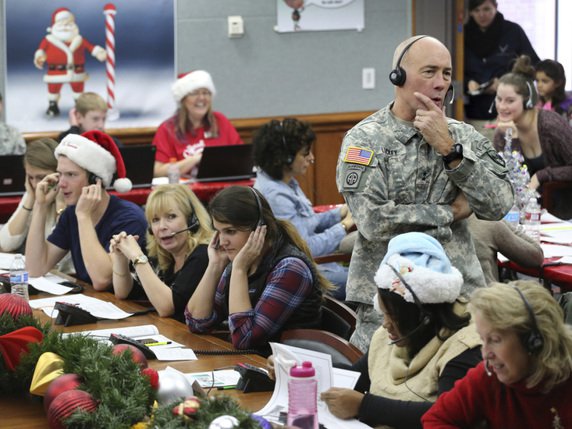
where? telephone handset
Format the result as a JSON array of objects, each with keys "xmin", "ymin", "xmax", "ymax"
[{"xmin": 88, "ymin": 173, "xmax": 101, "ymax": 185}]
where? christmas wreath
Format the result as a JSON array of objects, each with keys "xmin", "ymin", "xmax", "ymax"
[{"xmin": 0, "ymin": 294, "xmax": 270, "ymax": 429}]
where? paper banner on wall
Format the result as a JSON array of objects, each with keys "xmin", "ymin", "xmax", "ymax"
[{"xmin": 276, "ymin": 0, "xmax": 364, "ymax": 33}]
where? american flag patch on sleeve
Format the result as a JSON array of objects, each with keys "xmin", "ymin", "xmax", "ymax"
[{"xmin": 343, "ymin": 146, "xmax": 374, "ymax": 166}]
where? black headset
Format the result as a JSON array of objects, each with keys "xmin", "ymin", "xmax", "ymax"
[
  {"xmin": 389, "ymin": 36, "xmax": 428, "ymax": 87},
  {"xmin": 387, "ymin": 264, "xmax": 432, "ymax": 327},
  {"xmin": 249, "ymin": 187, "xmax": 266, "ymax": 228},
  {"xmin": 147, "ymin": 198, "xmax": 200, "ymax": 236},
  {"xmin": 512, "ymin": 286, "xmax": 544, "ymax": 354}
]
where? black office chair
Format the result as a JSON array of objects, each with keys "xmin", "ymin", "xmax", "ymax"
[
  {"xmin": 320, "ymin": 295, "xmax": 357, "ymax": 340},
  {"xmin": 280, "ymin": 328, "xmax": 363, "ymax": 366}
]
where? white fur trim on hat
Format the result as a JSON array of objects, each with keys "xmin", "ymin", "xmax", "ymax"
[
  {"xmin": 374, "ymin": 254, "xmax": 463, "ymax": 304},
  {"xmin": 56, "ymin": 134, "xmax": 116, "ymax": 187},
  {"xmin": 171, "ymin": 70, "xmax": 216, "ymax": 103}
]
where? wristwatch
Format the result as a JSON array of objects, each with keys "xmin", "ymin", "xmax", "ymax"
[
  {"xmin": 132, "ymin": 255, "xmax": 149, "ymax": 266},
  {"xmin": 442, "ymin": 143, "xmax": 463, "ymax": 165}
]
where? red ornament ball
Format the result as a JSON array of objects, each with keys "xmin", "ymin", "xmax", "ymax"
[
  {"xmin": 0, "ymin": 293, "xmax": 32, "ymax": 319},
  {"xmin": 172, "ymin": 396, "xmax": 201, "ymax": 420},
  {"xmin": 142, "ymin": 367, "xmax": 159, "ymax": 390},
  {"xmin": 111, "ymin": 344, "xmax": 148, "ymax": 368},
  {"xmin": 47, "ymin": 389, "xmax": 97, "ymax": 429},
  {"xmin": 44, "ymin": 373, "xmax": 82, "ymax": 413}
]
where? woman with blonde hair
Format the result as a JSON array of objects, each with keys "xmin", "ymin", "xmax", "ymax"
[
  {"xmin": 186, "ymin": 185, "xmax": 333, "ymax": 354},
  {"xmin": 423, "ymin": 280, "xmax": 572, "ymax": 428},
  {"xmin": 0, "ymin": 138, "xmax": 65, "ymax": 252},
  {"xmin": 152, "ymin": 70, "xmax": 242, "ymax": 178},
  {"xmin": 110, "ymin": 184, "xmax": 212, "ymax": 322}
]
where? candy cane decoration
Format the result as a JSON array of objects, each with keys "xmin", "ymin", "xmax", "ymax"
[{"xmin": 103, "ymin": 4, "xmax": 119, "ymax": 120}]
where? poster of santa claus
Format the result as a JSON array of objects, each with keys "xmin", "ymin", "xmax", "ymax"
[{"xmin": 4, "ymin": 0, "xmax": 175, "ymax": 132}]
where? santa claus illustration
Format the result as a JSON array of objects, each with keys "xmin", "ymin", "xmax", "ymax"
[{"xmin": 34, "ymin": 7, "xmax": 107, "ymax": 117}]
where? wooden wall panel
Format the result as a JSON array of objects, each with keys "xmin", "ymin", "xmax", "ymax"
[{"xmin": 23, "ymin": 110, "xmax": 372, "ymax": 205}]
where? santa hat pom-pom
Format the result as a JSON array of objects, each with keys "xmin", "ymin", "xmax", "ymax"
[{"xmin": 113, "ymin": 178, "xmax": 132, "ymax": 193}]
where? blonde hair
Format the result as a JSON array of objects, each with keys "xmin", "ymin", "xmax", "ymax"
[
  {"xmin": 145, "ymin": 185, "xmax": 213, "ymax": 271},
  {"xmin": 24, "ymin": 138, "xmax": 58, "ymax": 171},
  {"xmin": 75, "ymin": 92, "xmax": 107, "ymax": 115},
  {"xmin": 470, "ymin": 280, "xmax": 572, "ymax": 392}
]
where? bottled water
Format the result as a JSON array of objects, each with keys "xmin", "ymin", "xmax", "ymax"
[
  {"xmin": 287, "ymin": 361, "xmax": 318, "ymax": 429},
  {"xmin": 167, "ymin": 158, "xmax": 180, "ymax": 184},
  {"xmin": 504, "ymin": 203, "xmax": 520, "ymax": 227},
  {"xmin": 523, "ymin": 197, "xmax": 541, "ymax": 243},
  {"xmin": 10, "ymin": 254, "xmax": 29, "ymax": 301}
]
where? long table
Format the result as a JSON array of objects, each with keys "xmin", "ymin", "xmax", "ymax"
[
  {"xmin": 0, "ymin": 278, "xmax": 270, "ymax": 428},
  {"xmin": 0, "ymin": 178, "xmax": 255, "ymax": 223},
  {"xmin": 501, "ymin": 258, "xmax": 572, "ymax": 293}
]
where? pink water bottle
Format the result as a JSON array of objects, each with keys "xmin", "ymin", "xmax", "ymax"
[{"xmin": 287, "ymin": 361, "xmax": 318, "ymax": 429}]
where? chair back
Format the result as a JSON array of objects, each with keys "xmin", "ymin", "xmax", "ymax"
[
  {"xmin": 320, "ymin": 295, "xmax": 357, "ymax": 340},
  {"xmin": 280, "ymin": 329, "xmax": 363, "ymax": 366}
]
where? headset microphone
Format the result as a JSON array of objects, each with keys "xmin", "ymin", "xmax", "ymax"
[
  {"xmin": 387, "ymin": 314, "xmax": 431, "ymax": 345},
  {"xmin": 484, "ymin": 360, "xmax": 493, "ymax": 377},
  {"xmin": 488, "ymin": 99, "xmax": 496, "ymax": 114},
  {"xmin": 169, "ymin": 225, "xmax": 195, "ymax": 237}
]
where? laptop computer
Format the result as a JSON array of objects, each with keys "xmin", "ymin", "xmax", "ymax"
[
  {"xmin": 0, "ymin": 155, "xmax": 26, "ymax": 196},
  {"xmin": 195, "ymin": 144, "xmax": 255, "ymax": 183},
  {"xmin": 119, "ymin": 145, "xmax": 156, "ymax": 188}
]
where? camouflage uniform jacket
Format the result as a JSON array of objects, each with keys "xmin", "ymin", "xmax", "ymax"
[
  {"xmin": 0, "ymin": 122, "xmax": 26, "ymax": 155},
  {"xmin": 336, "ymin": 104, "xmax": 513, "ymax": 305}
]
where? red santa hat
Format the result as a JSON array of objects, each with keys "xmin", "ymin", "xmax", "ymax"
[
  {"xmin": 171, "ymin": 70, "xmax": 216, "ymax": 103},
  {"xmin": 55, "ymin": 130, "xmax": 132, "ymax": 193},
  {"xmin": 47, "ymin": 7, "xmax": 74, "ymax": 33}
]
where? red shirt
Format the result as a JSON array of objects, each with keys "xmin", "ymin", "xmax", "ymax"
[
  {"xmin": 152, "ymin": 111, "xmax": 242, "ymax": 163},
  {"xmin": 422, "ymin": 362, "xmax": 572, "ymax": 428}
]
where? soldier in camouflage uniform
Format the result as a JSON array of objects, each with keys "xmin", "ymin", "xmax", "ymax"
[
  {"xmin": 0, "ymin": 93, "xmax": 26, "ymax": 155},
  {"xmin": 336, "ymin": 36, "xmax": 514, "ymax": 352}
]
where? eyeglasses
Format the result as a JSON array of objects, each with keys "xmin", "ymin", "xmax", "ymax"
[{"xmin": 187, "ymin": 90, "xmax": 212, "ymax": 98}]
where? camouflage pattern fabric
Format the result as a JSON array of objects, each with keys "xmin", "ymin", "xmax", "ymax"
[
  {"xmin": 337, "ymin": 104, "xmax": 514, "ymax": 350},
  {"xmin": 0, "ymin": 123, "xmax": 26, "ymax": 155}
]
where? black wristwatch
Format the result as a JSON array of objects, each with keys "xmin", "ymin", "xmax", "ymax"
[{"xmin": 442, "ymin": 143, "xmax": 463, "ymax": 165}]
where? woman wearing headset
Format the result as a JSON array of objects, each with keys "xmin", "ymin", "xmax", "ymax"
[
  {"xmin": 185, "ymin": 185, "xmax": 332, "ymax": 353},
  {"xmin": 317, "ymin": 233, "xmax": 482, "ymax": 429},
  {"xmin": 109, "ymin": 184, "xmax": 212, "ymax": 322},
  {"xmin": 493, "ymin": 55, "xmax": 572, "ymax": 218},
  {"xmin": 423, "ymin": 280, "xmax": 572, "ymax": 428}
]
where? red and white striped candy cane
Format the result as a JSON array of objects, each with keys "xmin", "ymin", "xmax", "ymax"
[{"xmin": 103, "ymin": 3, "xmax": 119, "ymax": 120}]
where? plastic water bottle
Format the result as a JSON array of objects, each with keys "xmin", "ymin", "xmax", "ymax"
[
  {"xmin": 523, "ymin": 197, "xmax": 541, "ymax": 243},
  {"xmin": 504, "ymin": 203, "xmax": 520, "ymax": 227},
  {"xmin": 167, "ymin": 158, "xmax": 180, "ymax": 184},
  {"xmin": 10, "ymin": 254, "xmax": 29, "ymax": 301},
  {"xmin": 287, "ymin": 361, "xmax": 318, "ymax": 429}
]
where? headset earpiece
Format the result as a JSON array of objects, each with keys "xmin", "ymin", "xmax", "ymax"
[
  {"xmin": 249, "ymin": 187, "xmax": 265, "ymax": 227},
  {"xmin": 88, "ymin": 173, "xmax": 99, "ymax": 185},
  {"xmin": 524, "ymin": 81, "xmax": 535, "ymax": 109},
  {"xmin": 279, "ymin": 120, "xmax": 293, "ymax": 165},
  {"xmin": 389, "ymin": 35, "xmax": 428, "ymax": 87},
  {"xmin": 187, "ymin": 198, "xmax": 201, "ymax": 233},
  {"xmin": 512, "ymin": 286, "xmax": 544, "ymax": 354}
]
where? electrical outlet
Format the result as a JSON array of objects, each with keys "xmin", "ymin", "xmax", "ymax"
[
  {"xmin": 362, "ymin": 68, "xmax": 375, "ymax": 89},
  {"xmin": 228, "ymin": 16, "xmax": 244, "ymax": 38}
]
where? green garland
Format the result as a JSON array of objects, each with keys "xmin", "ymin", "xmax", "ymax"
[{"xmin": 0, "ymin": 312, "xmax": 266, "ymax": 428}]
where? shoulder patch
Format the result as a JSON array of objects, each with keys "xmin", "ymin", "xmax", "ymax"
[{"xmin": 343, "ymin": 146, "xmax": 374, "ymax": 166}]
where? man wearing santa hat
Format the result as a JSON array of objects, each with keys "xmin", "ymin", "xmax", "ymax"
[
  {"xmin": 25, "ymin": 131, "xmax": 147, "ymax": 290},
  {"xmin": 34, "ymin": 7, "xmax": 107, "ymax": 117}
]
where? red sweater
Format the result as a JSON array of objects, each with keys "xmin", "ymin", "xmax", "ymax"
[
  {"xmin": 422, "ymin": 362, "xmax": 572, "ymax": 428},
  {"xmin": 153, "ymin": 111, "xmax": 242, "ymax": 163}
]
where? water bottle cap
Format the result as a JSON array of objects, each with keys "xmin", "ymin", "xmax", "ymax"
[{"xmin": 290, "ymin": 361, "xmax": 315, "ymax": 377}]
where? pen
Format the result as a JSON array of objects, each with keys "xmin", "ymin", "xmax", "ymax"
[
  {"xmin": 217, "ymin": 385, "xmax": 237, "ymax": 390},
  {"xmin": 145, "ymin": 341, "xmax": 171, "ymax": 347}
]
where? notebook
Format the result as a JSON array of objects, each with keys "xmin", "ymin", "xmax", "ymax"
[
  {"xmin": 0, "ymin": 155, "xmax": 26, "ymax": 196},
  {"xmin": 119, "ymin": 145, "xmax": 156, "ymax": 188},
  {"xmin": 195, "ymin": 144, "xmax": 255, "ymax": 182}
]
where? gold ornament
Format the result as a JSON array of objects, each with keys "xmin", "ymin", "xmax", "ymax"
[{"xmin": 29, "ymin": 352, "xmax": 64, "ymax": 396}]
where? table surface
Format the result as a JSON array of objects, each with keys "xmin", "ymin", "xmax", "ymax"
[{"xmin": 0, "ymin": 275, "xmax": 270, "ymax": 428}]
